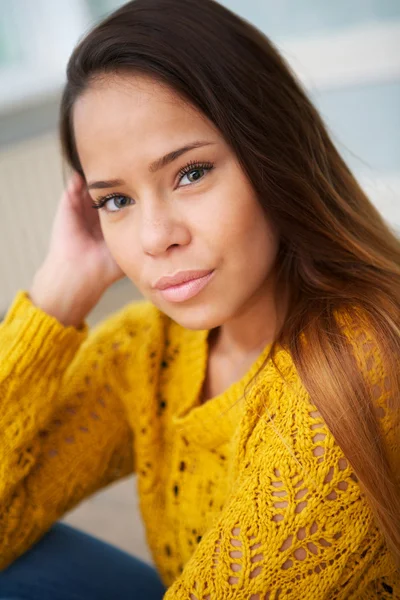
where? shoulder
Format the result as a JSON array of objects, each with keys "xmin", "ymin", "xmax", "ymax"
[
  {"xmin": 245, "ymin": 303, "xmax": 397, "ymax": 464},
  {"xmin": 333, "ymin": 304, "xmax": 383, "ymax": 367},
  {"xmin": 87, "ymin": 297, "xmax": 168, "ymax": 348},
  {"xmin": 333, "ymin": 305, "xmax": 397, "ymax": 423},
  {"xmin": 75, "ymin": 298, "xmax": 170, "ymax": 377},
  {"xmin": 74, "ymin": 298, "xmax": 176, "ymax": 396}
]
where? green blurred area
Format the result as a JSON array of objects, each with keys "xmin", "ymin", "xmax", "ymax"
[
  {"xmin": 85, "ymin": 0, "xmax": 126, "ymax": 21},
  {"xmin": 0, "ymin": 10, "xmax": 23, "ymax": 67}
]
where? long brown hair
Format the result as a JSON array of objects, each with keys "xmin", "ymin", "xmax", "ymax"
[{"xmin": 58, "ymin": 0, "xmax": 400, "ymax": 566}]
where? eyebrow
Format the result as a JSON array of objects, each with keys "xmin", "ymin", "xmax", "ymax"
[{"xmin": 86, "ymin": 140, "xmax": 215, "ymax": 190}]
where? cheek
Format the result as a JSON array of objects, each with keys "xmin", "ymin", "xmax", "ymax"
[
  {"xmin": 246, "ymin": 210, "xmax": 278, "ymax": 256},
  {"xmin": 218, "ymin": 185, "xmax": 276, "ymax": 260},
  {"xmin": 228, "ymin": 203, "xmax": 279, "ymax": 300},
  {"xmin": 100, "ymin": 222, "xmax": 121, "ymax": 257},
  {"xmin": 101, "ymin": 221, "xmax": 142, "ymax": 277}
]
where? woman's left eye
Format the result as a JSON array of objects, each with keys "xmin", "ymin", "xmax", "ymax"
[{"xmin": 178, "ymin": 161, "xmax": 214, "ymax": 187}]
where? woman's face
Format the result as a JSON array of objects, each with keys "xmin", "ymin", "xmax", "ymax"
[{"xmin": 73, "ymin": 73, "xmax": 280, "ymax": 330}]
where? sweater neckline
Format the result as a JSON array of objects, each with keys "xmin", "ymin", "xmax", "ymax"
[{"xmin": 171, "ymin": 326, "xmax": 274, "ymax": 449}]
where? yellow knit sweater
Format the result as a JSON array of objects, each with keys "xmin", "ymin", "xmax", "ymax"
[{"xmin": 0, "ymin": 290, "xmax": 398, "ymax": 599}]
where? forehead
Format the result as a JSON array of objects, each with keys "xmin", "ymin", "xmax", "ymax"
[{"xmin": 72, "ymin": 74, "xmax": 217, "ymax": 166}]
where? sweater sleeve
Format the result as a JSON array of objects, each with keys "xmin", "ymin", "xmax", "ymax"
[
  {"xmin": 0, "ymin": 290, "xmax": 142, "ymax": 570},
  {"xmin": 163, "ymin": 333, "xmax": 398, "ymax": 599}
]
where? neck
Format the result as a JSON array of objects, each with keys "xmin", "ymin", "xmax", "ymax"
[{"xmin": 210, "ymin": 279, "xmax": 288, "ymax": 361}]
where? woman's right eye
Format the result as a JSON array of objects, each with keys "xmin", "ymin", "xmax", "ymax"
[{"xmin": 91, "ymin": 193, "xmax": 134, "ymax": 213}]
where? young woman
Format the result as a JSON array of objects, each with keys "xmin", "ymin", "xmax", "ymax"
[{"xmin": 0, "ymin": 0, "xmax": 399, "ymax": 598}]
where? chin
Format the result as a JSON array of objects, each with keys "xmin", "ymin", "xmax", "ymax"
[{"xmin": 158, "ymin": 300, "xmax": 230, "ymax": 331}]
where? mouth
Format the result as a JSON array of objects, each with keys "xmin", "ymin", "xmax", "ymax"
[{"xmin": 155, "ymin": 270, "xmax": 215, "ymax": 303}]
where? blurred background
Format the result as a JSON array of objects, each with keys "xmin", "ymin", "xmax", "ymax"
[{"xmin": 1, "ymin": 0, "xmax": 399, "ymax": 565}]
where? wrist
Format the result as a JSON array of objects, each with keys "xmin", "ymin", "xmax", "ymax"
[{"xmin": 30, "ymin": 261, "xmax": 103, "ymax": 328}]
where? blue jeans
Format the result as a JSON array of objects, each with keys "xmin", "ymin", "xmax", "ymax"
[{"xmin": 0, "ymin": 522, "xmax": 167, "ymax": 599}]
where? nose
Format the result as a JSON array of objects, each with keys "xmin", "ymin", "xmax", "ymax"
[{"xmin": 139, "ymin": 201, "xmax": 190, "ymax": 256}]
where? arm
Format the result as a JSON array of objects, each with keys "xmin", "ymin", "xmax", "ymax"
[
  {"xmin": 163, "ymin": 344, "xmax": 397, "ymax": 599},
  {"xmin": 164, "ymin": 428, "xmax": 378, "ymax": 598},
  {"xmin": 0, "ymin": 290, "xmax": 137, "ymax": 570}
]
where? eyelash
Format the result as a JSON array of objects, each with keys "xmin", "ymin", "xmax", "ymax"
[{"xmin": 91, "ymin": 160, "xmax": 215, "ymax": 213}]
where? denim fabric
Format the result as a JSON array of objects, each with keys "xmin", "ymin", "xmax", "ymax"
[{"xmin": 0, "ymin": 522, "xmax": 167, "ymax": 600}]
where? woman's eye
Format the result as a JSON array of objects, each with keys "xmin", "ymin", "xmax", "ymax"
[
  {"xmin": 106, "ymin": 195, "xmax": 132, "ymax": 212},
  {"xmin": 92, "ymin": 194, "xmax": 133, "ymax": 213},
  {"xmin": 179, "ymin": 167, "xmax": 209, "ymax": 187}
]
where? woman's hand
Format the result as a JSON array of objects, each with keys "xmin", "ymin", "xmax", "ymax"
[{"xmin": 30, "ymin": 172, "xmax": 126, "ymax": 327}]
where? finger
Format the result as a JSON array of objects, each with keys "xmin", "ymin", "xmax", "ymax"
[
  {"xmin": 79, "ymin": 186, "xmax": 105, "ymax": 240},
  {"xmin": 56, "ymin": 174, "xmax": 89, "ymax": 236},
  {"xmin": 66, "ymin": 172, "xmax": 81, "ymax": 195},
  {"xmin": 65, "ymin": 172, "xmax": 86, "ymax": 211}
]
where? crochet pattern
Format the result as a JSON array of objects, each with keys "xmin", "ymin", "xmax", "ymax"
[{"xmin": 0, "ymin": 290, "xmax": 398, "ymax": 599}]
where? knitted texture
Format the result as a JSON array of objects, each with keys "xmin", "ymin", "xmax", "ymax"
[{"xmin": 0, "ymin": 290, "xmax": 398, "ymax": 599}]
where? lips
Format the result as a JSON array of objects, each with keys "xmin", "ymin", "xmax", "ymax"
[
  {"xmin": 154, "ymin": 270, "xmax": 215, "ymax": 303},
  {"xmin": 153, "ymin": 269, "xmax": 214, "ymax": 290}
]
